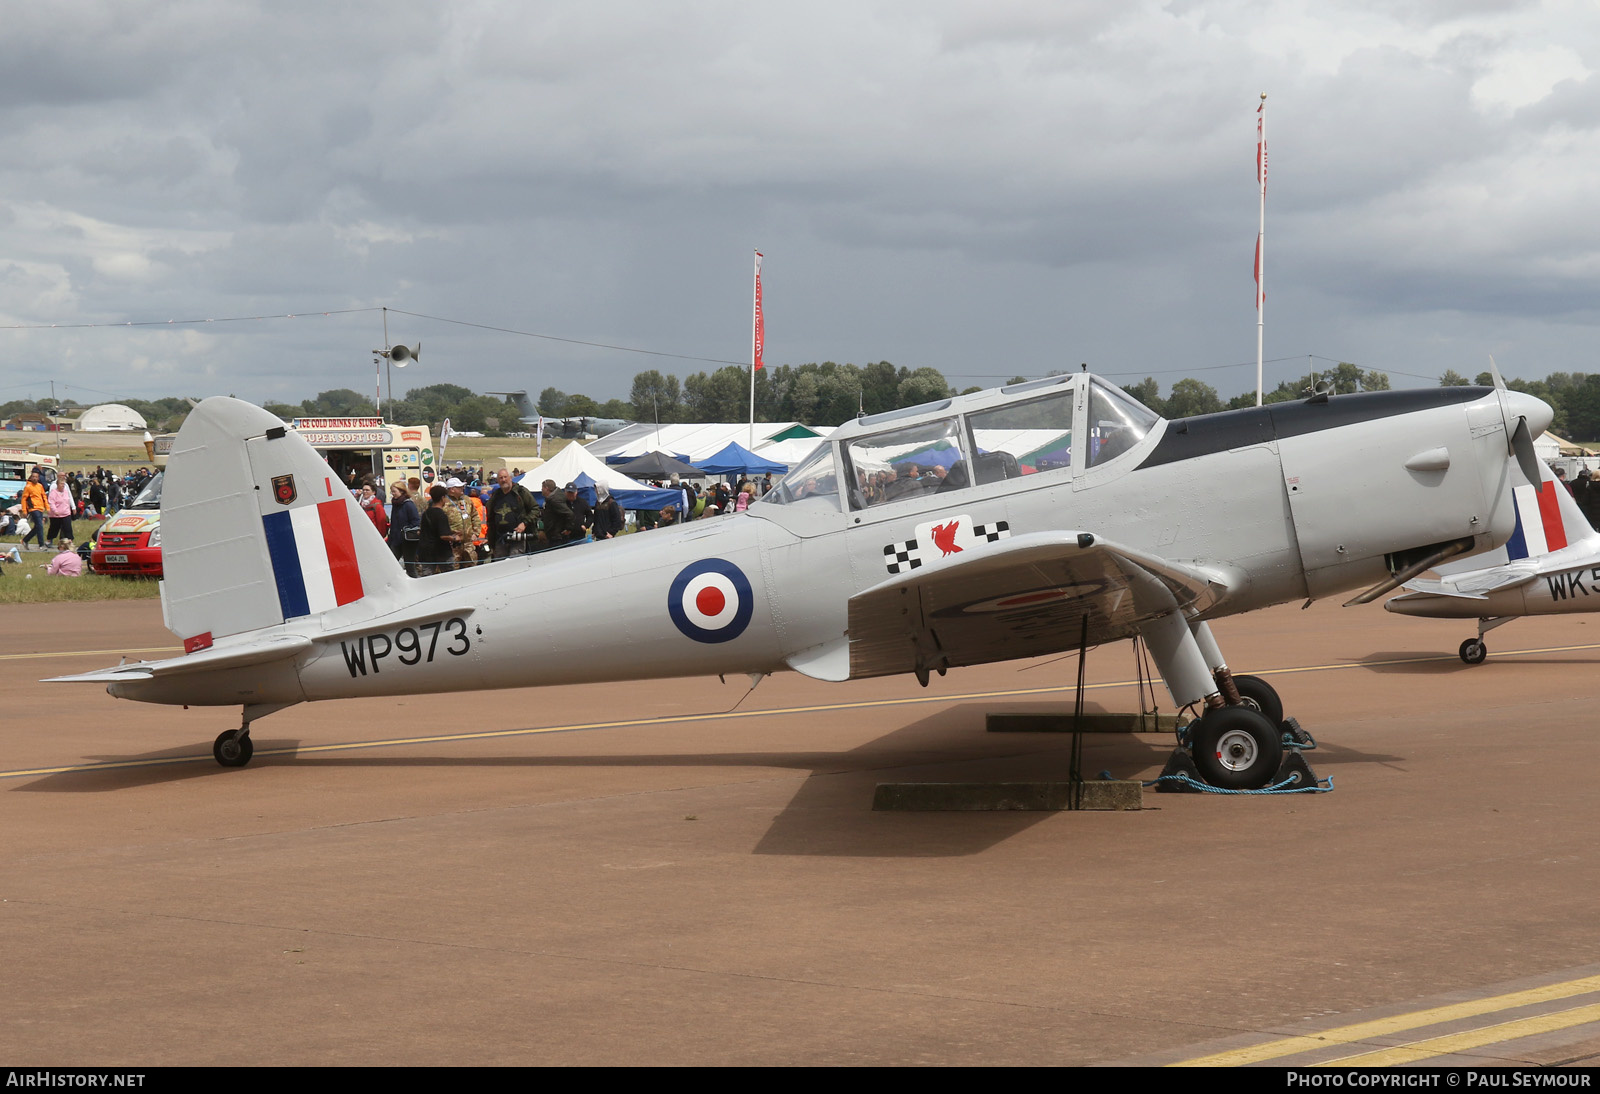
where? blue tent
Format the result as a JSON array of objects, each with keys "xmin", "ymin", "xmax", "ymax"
[
  {"xmin": 535, "ymin": 472, "xmax": 686, "ymax": 515},
  {"xmin": 695, "ymin": 442, "xmax": 787, "ymax": 476}
]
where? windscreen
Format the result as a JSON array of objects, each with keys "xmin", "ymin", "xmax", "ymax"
[
  {"xmin": 759, "ymin": 443, "xmax": 840, "ymax": 510},
  {"xmin": 129, "ymin": 472, "xmax": 164, "ymax": 510}
]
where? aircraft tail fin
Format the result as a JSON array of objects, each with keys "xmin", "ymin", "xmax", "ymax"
[
  {"xmin": 1502, "ymin": 460, "xmax": 1594, "ymax": 561},
  {"xmin": 160, "ymin": 398, "xmax": 411, "ymax": 647},
  {"xmin": 485, "ymin": 389, "xmax": 539, "ymax": 425},
  {"xmin": 1440, "ymin": 457, "xmax": 1596, "ymax": 575}
]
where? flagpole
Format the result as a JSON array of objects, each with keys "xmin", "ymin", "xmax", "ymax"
[
  {"xmin": 1255, "ymin": 92, "xmax": 1267, "ymax": 407},
  {"xmin": 750, "ymin": 250, "xmax": 764, "ymax": 451}
]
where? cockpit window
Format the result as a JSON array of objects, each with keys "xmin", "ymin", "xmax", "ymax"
[
  {"xmin": 842, "ymin": 418, "xmax": 964, "ymax": 509},
  {"xmin": 967, "ymin": 388, "xmax": 1074, "ymax": 485},
  {"xmin": 1087, "ymin": 380, "xmax": 1158, "ymax": 467},
  {"xmin": 758, "ymin": 442, "xmax": 840, "ymax": 510}
]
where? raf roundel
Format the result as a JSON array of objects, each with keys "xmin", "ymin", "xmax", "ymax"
[{"xmin": 668, "ymin": 559, "xmax": 754, "ymax": 644}]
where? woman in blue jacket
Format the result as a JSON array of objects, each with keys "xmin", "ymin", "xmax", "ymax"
[{"xmin": 385, "ymin": 482, "xmax": 422, "ymax": 577}]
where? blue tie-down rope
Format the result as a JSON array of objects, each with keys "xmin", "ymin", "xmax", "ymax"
[
  {"xmin": 1133, "ymin": 771, "xmax": 1335, "ymax": 795},
  {"xmin": 1113, "ymin": 724, "xmax": 1336, "ymax": 794}
]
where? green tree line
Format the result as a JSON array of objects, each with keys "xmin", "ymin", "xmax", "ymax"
[{"xmin": 18, "ymin": 361, "xmax": 1600, "ymax": 441}]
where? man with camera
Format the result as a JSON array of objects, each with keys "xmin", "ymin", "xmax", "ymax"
[{"xmin": 487, "ymin": 469, "xmax": 541, "ymax": 560}]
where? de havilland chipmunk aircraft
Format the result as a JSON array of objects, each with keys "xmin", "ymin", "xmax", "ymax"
[
  {"xmin": 55, "ymin": 370, "xmax": 1552, "ymax": 789},
  {"xmin": 1386, "ymin": 453, "xmax": 1600, "ymax": 665}
]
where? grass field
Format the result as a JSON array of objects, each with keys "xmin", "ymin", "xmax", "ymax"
[
  {"xmin": 0, "ymin": 519, "xmax": 161, "ymax": 604},
  {"xmin": 0, "ymin": 557, "xmax": 160, "ymax": 604}
]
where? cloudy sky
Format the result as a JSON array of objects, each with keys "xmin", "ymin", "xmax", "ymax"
[{"xmin": 1, "ymin": 0, "xmax": 1596, "ymax": 410}]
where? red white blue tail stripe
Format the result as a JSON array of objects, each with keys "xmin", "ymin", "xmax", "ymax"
[
  {"xmin": 262, "ymin": 499, "xmax": 365, "ymax": 620},
  {"xmin": 1505, "ymin": 481, "xmax": 1569, "ymax": 560}
]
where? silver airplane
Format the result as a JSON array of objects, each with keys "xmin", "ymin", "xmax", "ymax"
[
  {"xmin": 56, "ymin": 371, "xmax": 1550, "ymax": 789},
  {"xmin": 1385, "ymin": 452, "xmax": 1599, "ymax": 664}
]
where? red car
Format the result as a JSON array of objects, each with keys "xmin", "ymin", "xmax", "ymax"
[{"xmin": 90, "ymin": 474, "xmax": 164, "ymax": 577}]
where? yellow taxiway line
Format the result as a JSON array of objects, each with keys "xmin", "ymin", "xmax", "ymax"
[
  {"xmin": 0, "ymin": 645, "xmax": 180, "ymax": 662},
  {"xmin": 1169, "ymin": 973, "xmax": 1600, "ymax": 1066},
  {"xmin": 1322, "ymin": 1000, "xmax": 1600, "ymax": 1066},
  {"xmin": 0, "ymin": 677, "xmax": 1149, "ymax": 779}
]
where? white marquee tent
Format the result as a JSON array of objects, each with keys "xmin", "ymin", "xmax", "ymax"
[{"xmin": 587, "ymin": 422, "xmax": 832, "ymax": 464}]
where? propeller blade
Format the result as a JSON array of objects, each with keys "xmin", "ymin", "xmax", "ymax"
[
  {"xmin": 1488, "ymin": 354, "xmax": 1507, "ymax": 392},
  {"xmin": 1511, "ymin": 416, "xmax": 1542, "ymax": 484}
]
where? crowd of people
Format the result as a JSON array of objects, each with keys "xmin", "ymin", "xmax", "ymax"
[
  {"xmin": 354, "ymin": 466, "xmax": 776, "ymax": 579},
  {"xmin": 375, "ymin": 472, "xmax": 619, "ymax": 577},
  {"xmin": 1554, "ymin": 467, "xmax": 1600, "ymax": 529},
  {"xmin": 1, "ymin": 465, "xmax": 156, "ymax": 563}
]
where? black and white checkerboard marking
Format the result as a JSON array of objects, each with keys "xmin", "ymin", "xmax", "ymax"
[
  {"xmin": 883, "ymin": 520, "xmax": 1011, "ymax": 574},
  {"xmin": 884, "ymin": 537, "xmax": 922, "ymax": 574}
]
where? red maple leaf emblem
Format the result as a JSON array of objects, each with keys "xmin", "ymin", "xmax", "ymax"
[{"xmin": 931, "ymin": 520, "xmax": 962, "ymax": 556}]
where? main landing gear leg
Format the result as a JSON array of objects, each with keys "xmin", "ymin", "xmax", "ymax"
[
  {"xmin": 212, "ymin": 702, "xmax": 298, "ymax": 769},
  {"xmin": 1139, "ymin": 613, "xmax": 1295, "ymax": 791},
  {"xmin": 1190, "ymin": 619, "xmax": 1307, "ymax": 746},
  {"xmin": 1460, "ymin": 617, "xmax": 1513, "ymax": 665}
]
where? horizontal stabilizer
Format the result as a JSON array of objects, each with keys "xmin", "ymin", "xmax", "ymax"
[
  {"xmin": 1401, "ymin": 568, "xmax": 1538, "ymax": 600},
  {"xmin": 46, "ymin": 634, "xmax": 312, "ymax": 684}
]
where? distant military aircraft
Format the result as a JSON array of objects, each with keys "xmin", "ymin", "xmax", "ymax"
[
  {"xmin": 56, "ymin": 371, "xmax": 1550, "ymax": 789},
  {"xmin": 1385, "ymin": 455, "xmax": 1599, "ymax": 664},
  {"xmin": 486, "ymin": 390, "xmax": 631, "ymax": 439}
]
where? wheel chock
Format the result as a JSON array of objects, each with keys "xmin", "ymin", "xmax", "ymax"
[
  {"xmin": 1279, "ymin": 716, "xmax": 1316, "ymax": 748},
  {"xmin": 1154, "ymin": 747, "xmax": 1205, "ymax": 793},
  {"xmin": 1271, "ymin": 749, "xmax": 1320, "ymax": 789}
]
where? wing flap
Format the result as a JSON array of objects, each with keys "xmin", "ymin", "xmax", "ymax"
[{"xmin": 845, "ymin": 532, "xmax": 1232, "ymax": 680}]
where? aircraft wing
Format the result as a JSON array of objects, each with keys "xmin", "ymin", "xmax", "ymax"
[{"xmin": 842, "ymin": 531, "xmax": 1233, "ymax": 680}]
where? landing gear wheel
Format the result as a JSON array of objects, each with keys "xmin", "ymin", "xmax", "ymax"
[
  {"xmin": 1231, "ymin": 674, "xmax": 1283, "ymax": 726},
  {"xmin": 213, "ymin": 730, "xmax": 254, "ymax": 768},
  {"xmin": 1459, "ymin": 639, "xmax": 1487, "ymax": 665},
  {"xmin": 1191, "ymin": 707, "xmax": 1282, "ymax": 790}
]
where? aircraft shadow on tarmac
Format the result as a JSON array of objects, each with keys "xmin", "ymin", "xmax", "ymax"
[{"xmin": 17, "ymin": 703, "xmax": 1404, "ymax": 855}]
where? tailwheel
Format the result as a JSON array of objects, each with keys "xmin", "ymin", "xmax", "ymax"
[
  {"xmin": 1459, "ymin": 638, "xmax": 1487, "ymax": 666},
  {"xmin": 213, "ymin": 730, "xmax": 254, "ymax": 768},
  {"xmin": 1230, "ymin": 673, "xmax": 1283, "ymax": 725},
  {"xmin": 1191, "ymin": 706, "xmax": 1282, "ymax": 790}
]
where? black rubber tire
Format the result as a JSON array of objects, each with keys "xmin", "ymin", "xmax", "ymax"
[
  {"xmin": 1231, "ymin": 674, "xmax": 1283, "ymax": 726},
  {"xmin": 1191, "ymin": 707, "xmax": 1283, "ymax": 790},
  {"xmin": 213, "ymin": 730, "xmax": 254, "ymax": 768},
  {"xmin": 1459, "ymin": 639, "xmax": 1487, "ymax": 666}
]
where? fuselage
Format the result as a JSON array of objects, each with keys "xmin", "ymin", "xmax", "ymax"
[{"xmin": 106, "ymin": 375, "xmax": 1550, "ymax": 709}]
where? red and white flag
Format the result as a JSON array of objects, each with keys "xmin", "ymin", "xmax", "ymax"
[
  {"xmin": 1255, "ymin": 100, "xmax": 1267, "ymax": 310},
  {"xmin": 1257, "ymin": 100, "xmax": 1268, "ymax": 191},
  {"xmin": 752, "ymin": 250, "xmax": 765, "ymax": 371}
]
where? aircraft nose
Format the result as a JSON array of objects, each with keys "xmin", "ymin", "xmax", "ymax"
[{"xmin": 1505, "ymin": 390, "xmax": 1554, "ymax": 438}]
